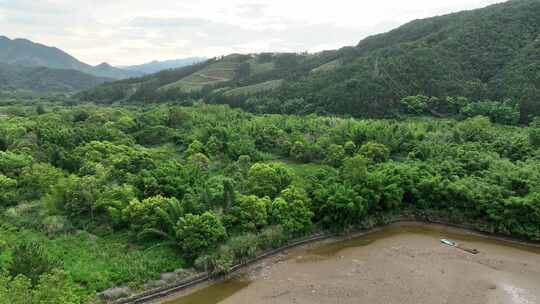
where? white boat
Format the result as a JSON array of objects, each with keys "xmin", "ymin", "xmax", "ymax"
[{"xmin": 440, "ymin": 239, "xmax": 456, "ymax": 246}]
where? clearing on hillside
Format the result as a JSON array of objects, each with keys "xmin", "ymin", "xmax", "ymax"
[
  {"xmin": 159, "ymin": 61, "xmax": 239, "ymax": 92},
  {"xmin": 223, "ymin": 79, "xmax": 284, "ymax": 97}
]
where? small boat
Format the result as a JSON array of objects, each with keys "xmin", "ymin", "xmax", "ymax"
[
  {"xmin": 440, "ymin": 239, "xmax": 456, "ymax": 246},
  {"xmin": 440, "ymin": 239, "xmax": 479, "ymax": 254}
]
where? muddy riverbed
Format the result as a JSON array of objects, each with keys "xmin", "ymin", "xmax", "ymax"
[{"xmin": 158, "ymin": 223, "xmax": 540, "ymax": 304}]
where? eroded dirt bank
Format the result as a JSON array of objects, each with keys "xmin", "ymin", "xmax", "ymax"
[{"xmin": 160, "ymin": 223, "xmax": 540, "ymax": 304}]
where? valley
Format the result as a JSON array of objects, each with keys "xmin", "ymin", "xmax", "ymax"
[{"xmin": 0, "ymin": 1, "xmax": 539, "ymax": 303}]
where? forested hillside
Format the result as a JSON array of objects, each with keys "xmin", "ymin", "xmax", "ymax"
[
  {"xmin": 0, "ymin": 63, "xmax": 111, "ymax": 93},
  {"xmin": 80, "ymin": 0, "xmax": 540, "ymax": 121}
]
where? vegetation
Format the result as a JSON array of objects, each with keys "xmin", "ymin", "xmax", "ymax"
[
  {"xmin": 0, "ymin": 63, "xmax": 110, "ymax": 93},
  {"xmin": 79, "ymin": 0, "xmax": 540, "ymax": 122},
  {"xmin": 0, "ymin": 98, "xmax": 539, "ymax": 302},
  {"xmin": 2, "ymin": 1, "xmax": 540, "ymax": 303}
]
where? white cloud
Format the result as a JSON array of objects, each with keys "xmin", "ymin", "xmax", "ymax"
[{"xmin": 0, "ymin": 0, "xmax": 504, "ymax": 65}]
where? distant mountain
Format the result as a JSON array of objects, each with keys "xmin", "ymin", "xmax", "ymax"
[
  {"xmin": 0, "ymin": 62, "xmax": 111, "ymax": 93},
  {"xmin": 80, "ymin": 0, "xmax": 540, "ymax": 121},
  {"xmin": 93, "ymin": 62, "xmax": 143, "ymax": 79},
  {"xmin": 121, "ymin": 57, "xmax": 207, "ymax": 75},
  {"xmin": 0, "ymin": 36, "xmax": 141, "ymax": 79}
]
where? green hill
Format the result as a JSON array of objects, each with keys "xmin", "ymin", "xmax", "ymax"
[
  {"xmin": 0, "ymin": 36, "xmax": 141, "ymax": 79},
  {"xmin": 79, "ymin": 52, "xmax": 340, "ymax": 102},
  {"xmin": 0, "ymin": 63, "xmax": 111, "ymax": 93},
  {"xmin": 79, "ymin": 0, "xmax": 540, "ymax": 120}
]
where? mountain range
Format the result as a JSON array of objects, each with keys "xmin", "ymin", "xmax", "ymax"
[
  {"xmin": 0, "ymin": 36, "xmax": 208, "ymax": 93},
  {"xmin": 79, "ymin": 0, "xmax": 540, "ymax": 121},
  {"xmin": 120, "ymin": 58, "xmax": 207, "ymax": 75},
  {"xmin": 0, "ymin": 36, "xmax": 142, "ymax": 79}
]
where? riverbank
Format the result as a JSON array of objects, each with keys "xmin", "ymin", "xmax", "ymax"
[{"xmin": 151, "ymin": 221, "xmax": 540, "ymax": 304}]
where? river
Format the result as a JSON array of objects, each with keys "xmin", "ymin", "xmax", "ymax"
[{"xmin": 159, "ymin": 223, "xmax": 540, "ymax": 304}]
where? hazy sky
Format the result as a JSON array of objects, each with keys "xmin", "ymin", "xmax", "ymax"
[{"xmin": 0, "ymin": 0, "xmax": 503, "ymax": 66}]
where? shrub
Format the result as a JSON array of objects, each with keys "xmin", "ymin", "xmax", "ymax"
[
  {"xmin": 227, "ymin": 234, "xmax": 258, "ymax": 263},
  {"xmin": 257, "ymin": 225, "xmax": 287, "ymax": 250},
  {"xmin": 194, "ymin": 245, "xmax": 233, "ymax": 275}
]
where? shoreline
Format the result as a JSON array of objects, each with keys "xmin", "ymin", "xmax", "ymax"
[{"xmin": 112, "ymin": 218, "xmax": 540, "ymax": 304}]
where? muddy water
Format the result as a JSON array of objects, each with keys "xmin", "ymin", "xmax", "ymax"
[
  {"xmin": 160, "ymin": 278, "xmax": 251, "ymax": 304},
  {"xmin": 160, "ymin": 223, "xmax": 540, "ymax": 304}
]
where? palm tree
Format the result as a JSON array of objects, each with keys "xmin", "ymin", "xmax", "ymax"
[{"xmin": 138, "ymin": 198, "xmax": 184, "ymax": 245}]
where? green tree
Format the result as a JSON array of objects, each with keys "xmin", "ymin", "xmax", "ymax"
[
  {"xmin": 36, "ymin": 104, "xmax": 46, "ymax": 115},
  {"xmin": 187, "ymin": 153, "xmax": 210, "ymax": 171},
  {"xmin": 454, "ymin": 116, "xmax": 493, "ymax": 142},
  {"xmin": 461, "ymin": 100, "xmax": 520, "ymax": 125},
  {"xmin": 167, "ymin": 107, "xmax": 191, "ymax": 128},
  {"xmin": 324, "ymin": 144, "xmax": 345, "ymax": 167},
  {"xmin": 341, "ymin": 155, "xmax": 368, "ymax": 184},
  {"xmin": 358, "ymin": 142, "xmax": 390, "ymax": 163},
  {"xmin": 186, "ymin": 140, "xmax": 204, "ymax": 156},
  {"xmin": 44, "ymin": 175, "xmax": 102, "ymax": 219},
  {"xmin": 176, "ymin": 212, "xmax": 227, "ymax": 259},
  {"xmin": 0, "ymin": 175, "xmax": 17, "ymax": 206},
  {"xmin": 529, "ymin": 117, "xmax": 540, "ymax": 148},
  {"xmin": 96, "ymin": 184, "xmax": 137, "ymax": 225},
  {"xmin": 344, "ymin": 141, "xmax": 357, "ymax": 156},
  {"xmin": 0, "ymin": 151, "xmax": 32, "ymax": 177},
  {"xmin": 247, "ymin": 163, "xmax": 292, "ymax": 198},
  {"xmin": 225, "ymin": 194, "xmax": 269, "ymax": 232},
  {"xmin": 206, "ymin": 136, "xmax": 223, "ymax": 155},
  {"xmin": 122, "ymin": 195, "xmax": 180, "ymax": 232},
  {"xmin": 270, "ymin": 187, "xmax": 313, "ymax": 236},
  {"xmin": 401, "ymin": 95, "xmax": 429, "ymax": 115},
  {"xmin": 290, "ymin": 141, "xmax": 306, "ymax": 161},
  {"xmin": 18, "ymin": 163, "xmax": 63, "ymax": 201},
  {"xmin": 314, "ymin": 183, "xmax": 367, "ymax": 230}
]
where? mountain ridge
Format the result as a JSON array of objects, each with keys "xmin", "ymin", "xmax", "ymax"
[
  {"xmin": 120, "ymin": 57, "xmax": 207, "ymax": 75},
  {"xmin": 79, "ymin": 0, "xmax": 540, "ymax": 121},
  {"xmin": 0, "ymin": 36, "xmax": 142, "ymax": 79},
  {"xmin": 0, "ymin": 62, "xmax": 111, "ymax": 93}
]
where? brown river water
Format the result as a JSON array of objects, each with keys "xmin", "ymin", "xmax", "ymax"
[{"xmin": 158, "ymin": 223, "xmax": 540, "ymax": 304}]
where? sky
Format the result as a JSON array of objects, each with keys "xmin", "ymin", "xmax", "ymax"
[{"xmin": 0, "ymin": 0, "xmax": 503, "ymax": 66}]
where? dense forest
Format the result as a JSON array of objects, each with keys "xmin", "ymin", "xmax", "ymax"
[
  {"xmin": 0, "ymin": 98, "xmax": 539, "ymax": 302},
  {"xmin": 79, "ymin": 0, "xmax": 540, "ymax": 122}
]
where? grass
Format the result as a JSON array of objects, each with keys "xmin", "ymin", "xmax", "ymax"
[
  {"xmin": 311, "ymin": 59, "xmax": 341, "ymax": 73},
  {"xmin": 0, "ymin": 218, "xmax": 185, "ymax": 297},
  {"xmin": 223, "ymin": 79, "xmax": 284, "ymax": 97},
  {"xmin": 246, "ymin": 58, "xmax": 275, "ymax": 75},
  {"xmin": 266, "ymin": 160, "xmax": 333, "ymax": 185}
]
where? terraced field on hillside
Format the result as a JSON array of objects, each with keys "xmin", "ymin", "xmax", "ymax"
[
  {"xmin": 223, "ymin": 79, "xmax": 284, "ymax": 96},
  {"xmin": 160, "ymin": 61, "xmax": 239, "ymax": 92}
]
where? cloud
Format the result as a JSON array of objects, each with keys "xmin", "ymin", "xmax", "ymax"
[{"xmin": 0, "ymin": 0, "xmax": 505, "ymax": 65}]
